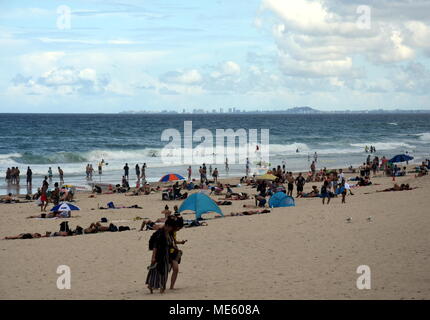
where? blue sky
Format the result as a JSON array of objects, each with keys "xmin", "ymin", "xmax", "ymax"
[{"xmin": 0, "ymin": 0, "xmax": 429, "ymax": 113}]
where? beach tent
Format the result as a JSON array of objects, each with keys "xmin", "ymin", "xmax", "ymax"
[
  {"xmin": 256, "ymin": 173, "xmax": 277, "ymax": 181},
  {"xmin": 269, "ymin": 192, "xmax": 295, "ymax": 208},
  {"xmin": 159, "ymin": 173, "xmax": 185, "ymax": 182},
  {"xmin": 389, "ymin": 154, "xmax": 414, "ymax": 163},
  {"xmin": 50, "ymin": 202, "xmax": 80, "ymax": 212},
  {"xmin": 178, "ymin": 193, "xmax": 223, "ymax": 219}
]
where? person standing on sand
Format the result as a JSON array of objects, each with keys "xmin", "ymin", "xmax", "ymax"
[
  {"xmin": 310, "ymin": 161, "xmax": 316, "ymax": 177},
  {"xmin": 135, "ymin": 164, "xmax": 140, "ymax": 180},
  {"xmin": 124, "ymin": 163, "xmax": 129, "ymax": 180},
  {"xmin": 187, "ymin": 166, "xmax": 192, "ymax": 181},
  {"xmin": 40, "ymin": 176, "xmax": 49, "ymax": 212},
  {"xmin": 286, "ymin": 172, "xmax": 294, "ymax": 197},
  {"xmin": 314, "ymin": 152, "xmax": 318, "ymax": 162},
  {"xmin": 146, "ymin": 217, "xmax": 176, "ymax": 294},
  {"xmin": 245, "ymin": 157, "xmax": 250, "ymax": 177},
  {"xmin": 48, "ymin": 167, "xmax": 53, "ymax": 181},
  {"xmin": 295, "ymin": 172, "xmax": 306, "ymax": 198},
  {"xmin": 26, "ymin": 166, "xmax": 32, "ymax": 186},
  {"xmin": 225, "ymin": 157, "xmax": 229, "ymax": 173},
  {"xmin": 212, "ymin": 168, "xmax": 219, "ymax": 183},
  {"xmin": 141, "ymin": 163, "xmax": 146, "ymax": 180},
  {"xmin": 58, "ymin": 167, "xmax": 64, "ymax": 182}
]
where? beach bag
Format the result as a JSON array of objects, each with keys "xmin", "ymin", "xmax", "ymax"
[
  {"xmin": 107, "ymin": 201, "xmax": 115, "ymax": 209},
  {"xmin": 60, "ymin": 221, "xmax": 70, "ymax": 232},
  {"xmin": 108, "ymin": 223, "xmax": 118, "ymax": 232},
  {"xmin": 162, "ymin": 192, "xmax": 170, "ymax": 200}
]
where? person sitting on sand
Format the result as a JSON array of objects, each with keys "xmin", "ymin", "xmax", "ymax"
[{"xmin": 300, "ymin": 186, "xmax": 320, "ymax": 198}]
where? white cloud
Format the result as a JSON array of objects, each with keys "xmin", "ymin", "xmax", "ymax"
[{"xmin": 259, "ymin": 0, "xmax": 429, "ymax": 79}]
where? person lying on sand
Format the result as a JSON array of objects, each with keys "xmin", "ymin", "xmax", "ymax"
[
  {"xmin": 215, "ymin": 200, "xmax": 233, "ymax": 205},
  {"xmin": 26, "ymin": 210, "xmax": 72, "ymax": 219},
  {"xmin": 4, "ymin": 232, "xmax": 46, "ymax": 240},
  {"xmin": 230, "ymin": 209, "xmax": 270, "ymax": 216},
  {"xmin": 376, "ymin": 183, "xmax": 417, "ymax": 192}
]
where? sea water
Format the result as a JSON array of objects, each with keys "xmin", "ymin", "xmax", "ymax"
[{"xmin": 0, "ymin": 113, "xmax": 429, "ymax": 194}]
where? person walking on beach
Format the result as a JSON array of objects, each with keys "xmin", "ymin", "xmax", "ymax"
[
  {"xmin": 245, "ymin": 158, "xmax": 250, "ymax": 177},
  {"xmin": 146, "ymin": 217, "xmax": 176, "ymax": 294},
  {"xmin": 124, "ymin": 163, "xmax": 129, "ymax": 180},
  {"xmin": 225, "ymin": 157, "xmax": 229, "ymax": 174},
  {"xmin": 295, "ymin": 172, "xmax": 305, "ymax": 198},
  {"xmin": 314, "ymin": 152, "xmax": 318, "ymax": 162},
  {"xmin": 169, "ymin": 216, "xmax": 186, "ymax": 290},
  {"xmin": 26, "ymin": 166, "xmax": 32, "ymax": 186},
  {"xmin": 187, "ymin": 166, "xmax": 192, "ymax": 181},
  {"xmin": 321, "ymin": 180, "xmax": 331, "ymax": 205}
]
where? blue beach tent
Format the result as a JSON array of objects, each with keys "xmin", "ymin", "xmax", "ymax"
[
  {"xmin": 269, "ymin": 192, "xmax": 295, "ymax": 208},
  {"xmin": 178, "ymin": 193, "xmax": 223, "ymax": 219}
]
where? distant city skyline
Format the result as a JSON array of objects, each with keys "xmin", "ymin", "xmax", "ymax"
[{"xmin": 1, "ymin": 0, "xmax": 430, "ymax": 113}]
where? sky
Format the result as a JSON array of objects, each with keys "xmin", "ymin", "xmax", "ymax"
[{"xmin": 0, "ymin": 0, "xmax": 429, "ymax": 113}]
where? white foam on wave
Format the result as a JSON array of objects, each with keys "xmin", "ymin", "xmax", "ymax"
[{"xmin": 414, "ymin": 132, "xmax": 430, "ymax": 142}]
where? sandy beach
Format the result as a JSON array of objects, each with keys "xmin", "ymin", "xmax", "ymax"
[{"xmin": 0, "ymin": 168, "xmax": 429, "ymax": 300}]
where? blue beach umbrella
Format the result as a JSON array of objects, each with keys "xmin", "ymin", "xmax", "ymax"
[
  {"xmin": 269, "ymin": 192, "xmax": 295, "ymax": 208},
  {"xmin": 178, "ymin": 193, "xmax": 223, "ymax": 219},
  {"xmin": 51, "ymin": 202, "xmax": 80, "ymax": 212},
  {"xmin": 389, "ymin": 154, "xmax": 414, "ymax": 163}
]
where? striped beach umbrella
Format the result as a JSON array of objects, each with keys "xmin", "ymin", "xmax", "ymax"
[{"xmin": 159, "ymin": 173, "xmax": 185, "ymax": 182}]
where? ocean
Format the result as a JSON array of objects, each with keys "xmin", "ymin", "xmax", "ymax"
[{"xmin": 1, "ymin": 113, "xmax": 429, "ymax": 195}]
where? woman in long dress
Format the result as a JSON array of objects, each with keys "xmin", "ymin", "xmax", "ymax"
[{"xmin": 146, "ymin": 217, "xmax": 176, "ymax": 293}]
